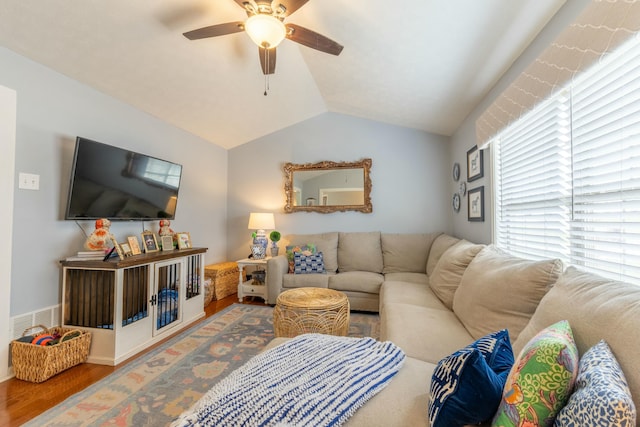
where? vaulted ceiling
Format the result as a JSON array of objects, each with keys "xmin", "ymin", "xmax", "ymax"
[{"xmin": 0, "ymin": 0, "xmax": 566, "ymax": 149}]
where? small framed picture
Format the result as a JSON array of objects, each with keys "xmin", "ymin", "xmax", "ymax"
[
  {"xmin": 141, "ymin": 230, "xmax": 159, "ymax": 253},
  {"xmin": 468, "ymin": 186, "xmax": 485, "ymax": 222},
  {"xmin": 467, "ymin": 145, "xmax": 484, "ymax": 182},
  {"xmin": 110, "ymin": 236, "xmax": 125, "ymax": 260},
  {"xmin": 161, "ymin": 235, "xmax": 174, "ymax": 251},
  {"xmin": 176, "ymin": 232, "xmax": 192, "ymax": 249},
  {"xmin": 127, "ymin": 236, "xmax": 142, "ymax": 255},
  {"xmin": 119, "ymin": 242, "xmax": 133, "ymax": 257}
]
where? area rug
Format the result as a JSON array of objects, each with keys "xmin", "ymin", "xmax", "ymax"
[{"xmin": 24, "ymin": 304, "xmax": 380, "ymax": 427}]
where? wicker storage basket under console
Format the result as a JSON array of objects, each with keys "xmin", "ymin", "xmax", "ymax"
[{"xmin": 11, "ymin": 324, "xmax": 92, "ymax": 383}]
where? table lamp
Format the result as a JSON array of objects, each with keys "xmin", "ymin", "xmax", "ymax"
[{"xmin": 248, "ymin": 213, "xmax": 275, "ymax": 259}]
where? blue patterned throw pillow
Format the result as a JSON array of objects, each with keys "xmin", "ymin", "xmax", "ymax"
[
  {"xmin": 554, "ymin": 340, "xmax": 636, "ymax": 426},
  {"xmin": 429, "ymin": 329, "xmax": 514, "ymax": 427},
  {"xmin": 293, "ymin": 251, "xmax": 326, "ymax": 274}
]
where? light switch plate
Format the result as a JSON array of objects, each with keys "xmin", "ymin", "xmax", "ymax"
[{"xmin": 18, "ymin": 172, "xmax": 39, "ymax": 190}]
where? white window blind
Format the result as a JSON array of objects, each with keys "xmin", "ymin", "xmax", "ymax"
[
  {"xmin": 494, "ymin": 36, "xmax": 640, "ymax": 285},
  {"xmin": 495, "ymin": 92, "xmax": 572, "ymax": 261},
  {"xmin": 570, "ymin": 38, "xmax": 640, "ymax": 283}
]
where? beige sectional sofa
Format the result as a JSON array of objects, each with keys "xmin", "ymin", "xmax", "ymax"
[{"xmin": 266, "ymin": 232, "xmax": 640, "ymax": 426}]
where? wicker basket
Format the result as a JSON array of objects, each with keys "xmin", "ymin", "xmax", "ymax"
[
  {"xmin": 204, "ymin": 262, "xmax": 244, "ymax": 301},
  {"xmin": 11, "ymin": 324, "xmax": 92, "ymax": 383}
]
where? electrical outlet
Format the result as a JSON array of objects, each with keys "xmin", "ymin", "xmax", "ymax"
[{"xmin": 18, "ymin": 172, "xmax": 40, "ymax": 190}]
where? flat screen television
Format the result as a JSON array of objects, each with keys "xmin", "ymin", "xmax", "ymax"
[{"xmin": 65, "ymin": 137, "xmax": 182, "ymax": 220}]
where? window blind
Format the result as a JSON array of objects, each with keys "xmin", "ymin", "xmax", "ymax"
[
  {"xmin": 495, "ymin": 91, "xmax": 572, "ymax": 261},
  {"xmin": 494, "ymin": 36, "xmax": 640, "ymax": 285},
  {"xmin": 570, "ymin": 38, "xmax": 640, "ymax": 283}
]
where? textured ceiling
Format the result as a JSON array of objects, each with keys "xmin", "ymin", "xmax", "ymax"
[{"xmin": 0, "ymin": 0, "xmax": 566, "ymax": 149}]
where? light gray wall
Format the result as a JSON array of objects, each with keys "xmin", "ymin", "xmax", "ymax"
[
  {"xmin": 1, "ymin": 48, "xmax": 228, "ymax": 316},
  {"xmin": 227, "ymin": 112, "xmax": 451, "ymax": 262},
  {"xmin": 450, "ymin": 0, "xmax": 591, "ymax": 244}
]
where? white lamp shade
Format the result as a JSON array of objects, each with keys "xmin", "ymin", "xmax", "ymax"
[
  {"xmin": 248, "ymin": 212, "xmax": 275, "ymax": 230},
  {"xmin": 244, "ymin": 14, "xmax": 286, "ymax": 48}
]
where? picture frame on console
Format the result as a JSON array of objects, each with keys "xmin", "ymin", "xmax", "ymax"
[
  {"xmin": 468, "ymin": 186, "xmax": 485, "ymax": 222},
  {"xmin": 177, "ymin": 232, "xmax": 192, "ymax": 249},
  {"xmin": 110, "ymin": 236, "xmax": 125, "ymax": 260},
  {"xmin": 119, "ymin": 242, "xmax": 133, "ymax": 257},
  {"xmin": 467, "ymin": 145, "xmax": 484, "ymax": 182},
  {"xmin": 127, "ymin": 236, "xmax": 142, "ymax": 255},
  {"xmin": 161, "ymin": 235, "xmax": 174, "ymax": 251},
  {"xmin": 141, "ymin": 230, "xmax": 159, "ymax": 253}
]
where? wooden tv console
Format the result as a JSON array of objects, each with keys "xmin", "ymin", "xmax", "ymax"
[{"xmin": 60, "ymin": 248, "xmax": 207, "ymax": 365}]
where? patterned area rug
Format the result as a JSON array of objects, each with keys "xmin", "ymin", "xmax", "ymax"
[{"xmin": 24, "ymin": 304, "xmax": 380, "ymax": 427}]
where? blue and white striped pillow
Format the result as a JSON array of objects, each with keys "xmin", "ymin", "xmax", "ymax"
[{"xmin": 294, "ymin": 251, "xmax": 326, "ymax": 274}]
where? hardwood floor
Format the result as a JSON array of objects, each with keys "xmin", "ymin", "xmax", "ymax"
[{"xmin": 0, "ymin": 293, "xmax": 263, "ymax": 426}]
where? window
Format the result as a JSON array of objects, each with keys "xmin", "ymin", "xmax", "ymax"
[{"xmin": 493, "ymin": 37, "xmax": 640, "ymax": 285}]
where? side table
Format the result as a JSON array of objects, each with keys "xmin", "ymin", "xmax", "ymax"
[{"xmin": 236, "ymin": 257, "xmax": 269, "ymax": 304}]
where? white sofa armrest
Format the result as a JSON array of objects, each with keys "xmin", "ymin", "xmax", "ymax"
[{"xmin": 267, "ymin": 255, "xmax": 289, "ymax": 304}]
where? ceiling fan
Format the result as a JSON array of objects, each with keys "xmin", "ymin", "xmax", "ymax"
[{"xmin": 183, "ymin": 0, "xmax": 344, "ymax": 76}]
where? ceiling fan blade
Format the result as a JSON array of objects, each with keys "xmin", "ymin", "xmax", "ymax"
[
  {"xmin": 273, "ymin": 0, "xmax": 311, "ymax": 17},
  {"xmin": 286, "ymin": 23, "xmax": 343, "ymax": 55},
  {"xmin": 183, "ymin": 22, "xmax": 244, "ymax": 40},
  {"xmin": 259, "ymin": 47, "xmax": 277, "ymax": 75}
]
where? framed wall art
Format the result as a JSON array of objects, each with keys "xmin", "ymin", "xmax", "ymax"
[
  {"xmin": 468, "ymin": 186, "xmax": 485, "ymax": 222},
  {"xmin": 467, "ymin": 145, "xmax": 484, "ymax": 182}
]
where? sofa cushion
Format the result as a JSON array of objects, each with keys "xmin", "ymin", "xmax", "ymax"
[
  {"xmin": 429, "ymin": 329, "xmax": 514, "ymax": 427},
  {"xmin": 513, "ymin": 266, "xmax": 640, "ymax": 413},
  {"xmin": 380, "ymin": 281, "xmax": 447, "ymax": 312},
  {"xmin": 555, "ymin": 340, "xmax": 636, "ymax": 426},
  {"xmin": 381, "ymin": 233, "xmax": 440, "ymax": 274},
  {"xmin": 493, "ymin": 320, "xmax": 578, "ymax": 426},
  {"xmin": 346, "ymin": 356, "xmax": 434, "ymax": 427},
  {"xmin": 293, "ymin": 252, "xmax": 326, "ymax": 274},
  {"xmin": 384, "ymin": 272, "xmax": 429, "ymax": 285},
  {"xmin": 338, "ymin": 232, "xmax": 383, "ymax": 273},
  {"xmin": 381, "ymin": 303, "xmax": 475, "ymax": 364},
  {"xmin": 429, "ymin": 240, "xmax": 484, "ymax": 310},
  {"xmin": 286, "ymin": 244, "xmax": 316, "ymax": 273},
  {"xmin": 282, "ymin": 273, "xmax": 330, "ymax": 289},
  {"xmin": 328, "ymin": 271, "xmax": 383, "ymax": 294},
  {"xmin": 426, "ymin": 234, "xmax": 461, "ymax": 276},
  {"xmin": 452, "ymin": 245, "xmax": 563, "ymax": 341},
  {"xmin": 284, "ymin": 232, "xmax": 339, "ymax": 273}
]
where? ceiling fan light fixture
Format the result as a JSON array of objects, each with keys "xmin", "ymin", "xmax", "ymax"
[{"xmin": 244, "ymin": 14, "xmax": 286, "ymax": 48}]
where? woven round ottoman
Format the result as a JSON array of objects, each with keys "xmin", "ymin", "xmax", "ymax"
[{"xmin": 274, "ymin": 288, "xmax": 350, "ymax": 337}]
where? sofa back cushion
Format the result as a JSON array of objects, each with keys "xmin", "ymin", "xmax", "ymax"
[
  {"xmin": 429, "ymin": 240, "xmax": 485, "ymax": 310},
  {"xmin": 381, "ymin": 233, "xmax": 440, "ymax": 274},
  {"xmin": 426, "ymin": 234, "xmax": 461, "ymax": 276},
  {"xmin": 283, "ymin": 232, "xmax": 339, "ymax": 273},
  {"xmin": 513, "ymin": 266, "xmax": 640, "ymax": 413},
  {"xmin": 452, "ymin": 245, "xmax": 563, "ymax": 341},
  {"xmin": 338, "ymin": 232, "xmax": 383, "ymax": 273}
]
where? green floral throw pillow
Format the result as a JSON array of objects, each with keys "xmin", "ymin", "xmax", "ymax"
[{"xmin": 492, "ymin": 320, "xmax": 578, "ymax": 427}]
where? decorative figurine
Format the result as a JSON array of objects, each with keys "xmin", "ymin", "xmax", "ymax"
[
  {"xmin": 159, "ymin": 219, "xmax": 174, "ymax": 237},
  {"xmin": 85, "ymin": 218, "xmax": 113, "ymax": 251}
]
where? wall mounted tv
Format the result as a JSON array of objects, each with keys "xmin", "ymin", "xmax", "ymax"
[{"xmin": 65, "ymin": 137, "xmax": 182, "ymax": 220}]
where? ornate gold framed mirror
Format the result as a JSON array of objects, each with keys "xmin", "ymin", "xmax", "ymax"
[{"xmin": 284, "ymin": 159, "xmax": 372, "ymax": 213}]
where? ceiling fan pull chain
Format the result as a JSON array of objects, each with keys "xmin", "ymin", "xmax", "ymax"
[{"xmin": 264, "ymin": 47, "xmax": 269, "ymax": 96}]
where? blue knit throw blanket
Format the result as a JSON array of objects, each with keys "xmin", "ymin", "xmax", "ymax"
[{"xmin": 172, "ymin": 334, "xmax": 405, "ymax": 427}]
